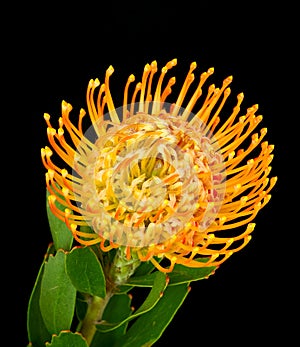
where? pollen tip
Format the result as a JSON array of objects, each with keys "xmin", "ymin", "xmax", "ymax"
[
  {"xmin": 79, "ymin": 108, "xmax": 86, "ymax": 116},
  {"xmin": 228, "ymin": 151, "xmax": 235, "ymax": 159},
  {"xmin": 266, "ymin": 167, "xmax": 272, "ymax": 175},
  {"xmin": 240, "ymin": 196, "xmax": 248, "ymax": 204},
  {"xmin": 268, "ymin": 144, "xmax": 275, "ymax": 151},
  {"xmin": 150, "ymin": 61, "xmax": 158, "ymax": 71},
  {"xmin": 70, "ymin": 223, "xmax": 77, "ymax": 231},
  {"xmin": 268, "ymin": 156, "xmax": 274, "ymax": 165},
  {"xmin": 44, "ymin": 113, "xmax": 50, "ymax": 120},
  {"xmin": 62, "ymin": 187, "xmax": 69, "ymax": 197},
  {"xmin": 44, "ymin": 146, "xmax": 53, "ymax": 156},
  {"xmin": 47, "ymin": 127, "xmax": 56, "ymax": 135},
  {"xmin": 61, "ymin": 100, "xmax": 72, "ymax": 112},
  {"xmin": 234, "ymin": 183, "xmax": 241, "ymax": 191},
  {"xmin": 224, "ymin": 87, "xmax": 231, "ymax": 96},
  {"xmin": 248, "ymin": 223, "xmax": 256, "ymax": 231},
  {"xmin": 128, "ymin": 74, "xmax": 135, "ymax": 82},
  {"xmin": 261, "ymin": 127, "xmax": 267, "ymax": 135},
  {"xmin": 48, "ymin": 194, "xmax": 56, "ymax": 203},
  {"xmin": 271, "ymin": 176, "xmax": 278, "ymax": 184},
  {"xmin": 225, "ymin": 75, "xmax": 233, "ymax": 83},
  {"xmin": 94, "ymin": 78, "xmax": 100, "ymax": 86},
  {"xmin": 107, "ymin": 65, "xmax": 114, "ymax": 75},
  {"xmin": 239, "ymin": 115, "xmax": 246, "ymax": 123},
  {"xmin": 191, "ymin": 61, "xmax": 197, "ymax": 69},
  {"xmin": 220, "ymin": 216, "xmax": 227, "ymax": 224},
  {"xmin": 47, "ymin": 168, "xmax": 55, "ymax": 178}
]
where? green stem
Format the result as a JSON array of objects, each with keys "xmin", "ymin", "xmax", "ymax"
[
  {"xmin": 80, "ymin": 247, "xmax": 141, "ymax": 345},
  {"xmin": 80, "ymin": 292, "xmax": 112, "ymax": 345}
]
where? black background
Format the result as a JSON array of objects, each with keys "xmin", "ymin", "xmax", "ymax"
[{"xmin": 7, "ymin": 2, "xmax": 297, "ymax": 346}]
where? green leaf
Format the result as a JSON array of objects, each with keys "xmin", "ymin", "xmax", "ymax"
[
  {"xmin": 66, "ymin": 246, "xmax": 106, "ymax": 298},
  {"xmin": 90, "ymin": 294, "xmax": 132, "ymax": 347},
  {"xmin": 46, "ymin": 189, "xmax": 73, "ymax": 251},
  {"xmin": 96, "ymin": 271, "xmax": 168, "ymax": 333},
  {"xmin": 133, "ymin": 260, "xmax": 156, "ymax": 276},
  {"xmin": 124, "ymin": 260, "xmax": 216, "ymax": 287},
  {"xmin": 40, "ymin": 249, "xmax": 77, "ymax": 335},
  {"xmin": 46, "ymin": 331, "xmax": 88, "ymax": 347},
  {"xmin": 123, "ymin": 273, "xmax": 157, "ymax": 287},
  {"xmin": 168, "ymin": 262, "xmax": 216, "ymax": 285},
  {"xmin": 27, "ymin": 245, "xmax": 55, "ymax": 346},
  {"xmin": 114, "ymin": 283, "xmax": 190, "ymax": 347},
  {"xmin": 102, "ymin": 294, "xmax": 133, "ymax": 328}
]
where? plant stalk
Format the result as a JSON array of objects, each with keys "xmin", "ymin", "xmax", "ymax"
[
  {"xmin": 80, "ymin": 247, "xmax": 141, "ymax": 345},
  {"xmin": 79, "ymin": 292, "xmax": 112, "ymax": 345}
]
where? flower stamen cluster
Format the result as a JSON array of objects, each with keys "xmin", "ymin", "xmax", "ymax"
[{"xmin": 41, "ymin": 59, "xmax": 277, "ymax": 272}]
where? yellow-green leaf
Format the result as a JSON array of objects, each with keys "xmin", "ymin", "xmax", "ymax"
[
  {"xmin": 96, "ymin": 271, "xmax": 168, "ymax": 333},
  {"xmin": 27, "ymin": 244, "xmax": 55, "ymax": 346},
  {"xmin": 46, "ymin": 189, "xmax": 73, "ymax": 251},
  {"xmin": 66, "ymin": 246, "xmax": 106, "ymax": 298},
  {"xmin": 114, "ymin": 283, "xmax": 190, "ymax": 347},
  {"xmin": 47, "ymin": 331, "xmax": 88, "ymax": 347},
  {"xmin": 39, "ymin": 250, "xmax": 76, "ymax": 334}
]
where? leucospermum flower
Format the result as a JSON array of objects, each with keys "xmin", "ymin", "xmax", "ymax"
[{"xmin": 41, "ymin": 59, "xmax": 277, "ymax": 273}]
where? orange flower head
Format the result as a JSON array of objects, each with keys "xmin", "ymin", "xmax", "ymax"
[{"xmin": 41, "ymin": 59, "xmax": 277, "ymax": 272}]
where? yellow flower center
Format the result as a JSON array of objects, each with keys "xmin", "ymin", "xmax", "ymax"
[{"xmin": 74, "ymin": 103, "xmax": 225, "ymax": 247}]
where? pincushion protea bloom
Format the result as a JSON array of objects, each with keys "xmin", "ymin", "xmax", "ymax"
[{"xmin": 41, "ymin": 58, "xmax": 277, "ymax": 273}]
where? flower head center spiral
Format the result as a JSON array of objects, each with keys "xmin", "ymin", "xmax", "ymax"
[{"xmin": 74, "ymin": 103, "xmax": 225, "ymax": 247}]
